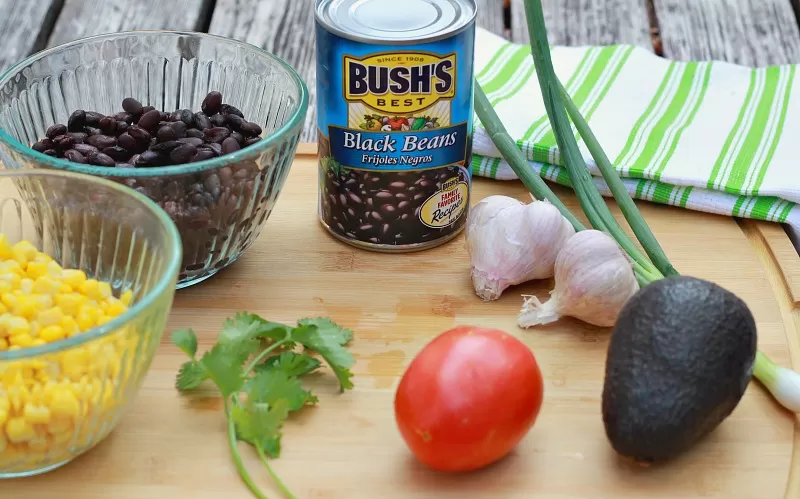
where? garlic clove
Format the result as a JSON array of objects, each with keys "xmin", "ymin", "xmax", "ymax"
[
  {"xmin": 465, "ymin": 195, "xmax": 575, "ymax": 301},
  {"xmin": 518, "ymin": 230, "xmax": 639, "ymax": 328}
]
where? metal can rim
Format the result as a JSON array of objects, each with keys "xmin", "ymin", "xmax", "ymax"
[{"xmin": 315, "ymin": 0, "xmax": 477, "ymax": 45}]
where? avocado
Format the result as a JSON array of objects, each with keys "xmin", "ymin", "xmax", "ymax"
[{"xmin": 601, "ymin": 275, "xmax": 757, "ymax": 463}]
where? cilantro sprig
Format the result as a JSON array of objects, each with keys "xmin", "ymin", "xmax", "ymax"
[{"xmin": 171, "ymin": 313, "xmax": 355, "ymax": 499}]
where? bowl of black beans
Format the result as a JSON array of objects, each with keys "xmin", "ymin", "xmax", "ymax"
[{"xmin": 0, "ymin": 31, "xmax": 308, "ymax": 288}]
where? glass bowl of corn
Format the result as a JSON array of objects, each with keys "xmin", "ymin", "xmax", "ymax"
[{"xmin": 0, "ymin": 169, "xmax": 182, "ymax": 477}]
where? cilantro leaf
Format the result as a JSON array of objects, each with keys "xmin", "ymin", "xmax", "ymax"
[
  {"xmin": 291, "ymin": 325, "xmax": 355, "ymax": 391},
  {"xmin": 246, "ymin": 369, "xmax": 317, "ymax": 411},
  {"xmin": 298, "ymin": 317, "xmax": 353, "ymax": 346},
  {"xmin": 232, "ymin": 398, "xmax": 290, "ymax": 456},
  {"xmin": 199, "ymin": 343, "xmax": 244, "ymax": 397},
  {"xmin": 176, "ymin": 360, "xmax": 207, "ymax": 391},
  {"xmin": 171, "ymin": 328, "xmax": 198, "ymax": 358},
  {"xmin": 257, "ymin": 351, "xmax": 322, "ymax": 378},
  {"xmin": 220, "ymin": 312, "xmax": 294, "ymax": 347}
]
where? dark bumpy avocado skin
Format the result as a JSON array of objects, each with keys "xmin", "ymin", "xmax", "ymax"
[{"xmin": 601, "ymin": 275, "xmax": 757, "ymax": 463}]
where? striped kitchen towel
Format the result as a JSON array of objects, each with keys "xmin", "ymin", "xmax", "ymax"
[{"xmin": 471, "ymin": 28, "xmax": 800, "ymax": 234}]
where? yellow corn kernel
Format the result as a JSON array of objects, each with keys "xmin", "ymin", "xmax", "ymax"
[
  {"xmin": 97, "ymin": 281, "xmax": 112, "ymax": 299},
  {"xmin": 58, "ymin": 284, "xmax": 72, "ymax": 293},
  {"xmin": 0, "ymin": 338, "xmax": 7, "ymax": 350},
  {"xmin": 120, "ymin": 289, "xmax": 133, "ymax": 306},
  {"xmin": 12, "ymin": 295, "xmax": 37, "ymax": 318},
  {"xmin": 61, "ymin": 269, "xmax": 86, "ymax": 290},
  {"xmin": 61, "ymin": 350, "xmax": 87, "ymax": 380},
  {"xmin": 0, "ymin": 234, "xmax": 12, "ymax": 259},
  {"xmin": 23, "ymin": 404, "xmax": 51, "ymax": 425},
  {"xmin": 49, "ymin": 387, "xmax": 80, "ymax": 419},
  {"xmin": 75, "ymin": 309, "xmax": 94, "ymax": 331},
  {"xmin": 33, "ymin": 276, "xmax": 60, "ymax": 295},
  {"xmin": 19, "ymin": 278, "xmax": 34, "ymax": 294},
  {"xmin": 39, "ymin": 325, "xmax": 65, "ymax": 343},
  {"xmin": 96, "ymin": 315, "xmax": 112, "ymax": 327},
  {"xmin": 55, "ymin": 293, "xmax": 84, "ymax": 315},
  {"xmin": 47, "ymin": 416, "xmax": 72, "ymax": 435},
  {"xmin": 78, "ymin": 278, "xmax": 99, "ymax": 298},
  {"xmin": 28, "ymin": 435, "xmax": 49, "ymax": 452},
  {"xmin": 60, "ymin": 315, "xmax": 79, "ymax": 336},
  {"xmin": 7, "ymin": 316, "xmax": 29, "ymax": 337},
  {"xmin": 5, "ymin": 417, "xmax": 35, "ymax": 443},
  {"xmin": 106, "ymin": 300, "xmax": 127, "ymax": 318},
  {"xmin": 46, "ymin": 260, "xmax": 62, "ymax": 277},
  {"xmin": 12, "ymin": 240, "xmax": 38, "ymax": 260},
  {"xmin": 1, "ymin": 293, "xmax": 16, "ymax": 309},
  {"xmin": 25, "ymin": 261, "xmax": 48, "ymax": 280},
  {"xmin": 9, "ymin": 334, "xmax": 34, "ymax": 348},
  {"xmin": 0, "ymin": 407, "xmax": 7, "ymax": 427},
  {"xmin": 38, "ymin": 306, "xmax": 63, "ymax": 327}
]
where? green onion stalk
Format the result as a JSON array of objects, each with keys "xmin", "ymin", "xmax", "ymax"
[{"xmin": 472, "ymin": 0, "xmax": 800, "ymax": 413}]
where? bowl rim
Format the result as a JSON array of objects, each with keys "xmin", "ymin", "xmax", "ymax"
[
  {"xmin": 0, "ymin": 30, "xmax": 309, "ymax": 178},
  {"xmin": 0, "ymin": 169, "xmax": 183, "ymax": 362}
]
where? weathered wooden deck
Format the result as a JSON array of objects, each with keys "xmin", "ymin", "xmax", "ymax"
[{"xmin": 4, "ymin": 0, "xmax": 800, "ymax": 143}]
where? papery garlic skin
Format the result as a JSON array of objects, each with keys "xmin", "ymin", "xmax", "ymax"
[
  {"xmin": 466, "ymin": 195, "xmax": 575, "ymax": 301},
  {"xmin": 518, "ymin": 229, "xmax": 639, "ymax": 328}
]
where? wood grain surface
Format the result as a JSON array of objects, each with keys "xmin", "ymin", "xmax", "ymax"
[
  {"xmin": 509, "ymin": 0, "xmax": 653, "ymax": 47},
  {"xmin": 652, "ymin": 0, "xmax": 800, "ymax": 65},
  {"xmin": 6, "ymin": 148, "xmax": 798, "ymax": 498},
  {"xmin": 0, "ymin": 0, "xmax": 62, "ymax": 73},
  {"xmin": 46, "ymin": 0, "xmax": 212, "ymax": 48}
]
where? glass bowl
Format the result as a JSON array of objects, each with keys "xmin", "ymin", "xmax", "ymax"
[
  {"xmin": 0, "ymin": 31, "xmax": 308, "ymax": 288},
  {"xmin": 0, "ymin": 170, "xmax": 181, "ymax": 478}
]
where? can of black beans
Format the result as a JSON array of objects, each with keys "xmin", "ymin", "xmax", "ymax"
[{"xmin": 315, "ymin": 0, "xmax": 476, "ymax": 252}]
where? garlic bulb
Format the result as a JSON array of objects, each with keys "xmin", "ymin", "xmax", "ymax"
[
  {"xmin": 518, "ymin": 229, "xmax": 639, "ymax": 328},
  {"xmin": 465, "ymin": 195, "xmax": 575, "ymax": 301}
]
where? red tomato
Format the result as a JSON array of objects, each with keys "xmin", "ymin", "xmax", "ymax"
[{"xmin": 394, "ymin": 326, "xmax": 544, "ymax": 472}]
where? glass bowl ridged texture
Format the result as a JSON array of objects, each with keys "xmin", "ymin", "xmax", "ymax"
[
  {"xmin": 0, "ymin": 31, "xmax": 308, "ymax": 288},
  {"xmin": 0, "ymin": 170, "xmax": 181, "ymax": 478}
]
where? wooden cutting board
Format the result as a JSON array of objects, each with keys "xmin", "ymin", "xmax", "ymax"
[{"xmin": 7, "ymin": 145, "xmax": 800, "ymax": 498}]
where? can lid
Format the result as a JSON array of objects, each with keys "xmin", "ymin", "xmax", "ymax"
[{"xmin": 316, "ymin": 0, "xmax": 476, "ymax": 44}]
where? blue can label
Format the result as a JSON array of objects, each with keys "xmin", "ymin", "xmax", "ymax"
[{"xmin": 316, "ymin": 25, "xmax": 475, "ymax": 248}]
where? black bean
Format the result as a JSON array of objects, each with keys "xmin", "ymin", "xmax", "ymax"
[
  {"xmin": 210, "ymin": 114, "xmax": 226, "ymax": 127},
  {"xmin": 46, "ymin": 124, "xmax": 67, "ymax": 139},
  {"xmin": 170, "ymin": 121, "xmax": 187, "ymax": 138},
  {"xmin": 32, "ymin": 139, "xmax": 53, "ymax": 153},
  {"xmin": 114, "ymin": 112, "xmax": 134, "ymax": 123},
  {"xmin": 86, "ymin": 134, "xmax": 116, "ymax": 149},
  {"xmin": 230, "ymin": 131, "xmax": 244, "ymax": 144},
  {"xmin": 84, "ymin": 112, "xmax": 104, "ymax": 126},
  {"xmin": 66, "ymin": 132, "xmax": 87, "ymax": 143},
  {"xmin": 150, "ymin": 140, "xmax": 182, "ymax": 152},
  {"xmin": 186, "ymin": 128, "xmax": 204, "ymax": 139},
  {"xmin": 178, "ymin": 137, "xmax": 204, "ymax": 147},
  {"xmin": 98, "ymin": 117, "xmax": 117, "ymax": 134},
  {"xmin": 87, "ymin": 151, "xmax": 115, "ymax": 167},
  {"xmin": 204, "ymin": 127, "xmax": 231, "ymax": 143},
  {"xmin": 398, "ymin": 201, "xmax": 410, "ymax": 211},
  {"xmin": 178, "ymin": 109, "xmax": 194, "ymax": 127},
  {"xmin": 103, "ymin": 146, "xmax": 130, "ymax": 161},
  {"xmin": 122, "ymin": 98, "xmax": 143, "ymax": 116},
  {"xmin": 117, "ymin": 133, "xmax": 137, "ymax": 151},
  {"xmin": 170, "ymin": 144, "xmax": 197, "ymax": 164},
  {"xmin": 83, "ymin": 126, "xmax": 101, "ymax": 136},
  {"xmin": 138, "ymin": 109, "xmax": 162, "ymax": 131},
  {"xmin": 226, "ymin": 114, "xmax": 244, "ymax": 129},
  {"xmin": 200, "ymin": 143, "xmax": 222, "ymax": 156},
  {"xmin": 73, "ymin": 143, "xmax": 98, "ymax": 155},
  {"xmin": 202, "ymin": 91, "xmax": 223, "ymax": 115},
  {"xmin": 127, "ymin": 126, "xmax": 151, "ymax": 143},
  {"xmin": 244, "ymin": 137, "xmax": 261, "ymax": 147},
  {"xmin": 141, "ymin": 106, "xmax": 156, "ymax": 115},
  {"xmin": 193, "ymin": 149, "xmax": 215, "ymax": 162},
  {"xmin": 221, "ymin": 137, "xmax": 240, "ymax": 154},
  {"xmin": 221, "ymin": 104, "xmax": 244, "ymax": 118},
  {"xmin": 239, "ymin": 121, "xmax": 262, "ymax": 137},
  {"xmin": 135, "ymin": 150, "xmax": 165, "ymax": 166},
  {"xmin": 53, "ymin": 135, "xmax": 74, "ymax": 151},
  {"xmin": 157, "ymin": 124, "xmax": 179, "ymax": 142},
  {"xmin": 63, "ymin": 149, "xmax": 86, "ymax": 163},
  {"xmin": 194, "ymin": 112, "xmax": 212, "ymax": 131},
  {"xmin": 43, "ymin": 149, "xmax": 57, "ymax": 156},
  {"xmin": 117, "ymin": 121, "xmax": 129, "ymax": 134},
  {"xmin": 67, "ymin": 110, "xmax": 86, "ymax": 131}
]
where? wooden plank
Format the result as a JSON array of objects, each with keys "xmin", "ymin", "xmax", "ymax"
[
  {"xmin": 4, "ymin": 150, "xmax": 797, "ymax": 498},
  {"xmin": 47, "ymin": 0, "xmax": 211, "ymax": 48},
  {"xmin": 510, "ymin": 0, "xmax": 653, "ymax": 48},
  {"xmin": 652, "ymin": 0, "xmax": 800, "ymax": 66},
  {"xmin": 209, "ymin": 0, "xmax": 509, "ymax": 143},
  {"xmin": 0, "ymin": 0, "xmax": 63, "ymax": 72}
]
